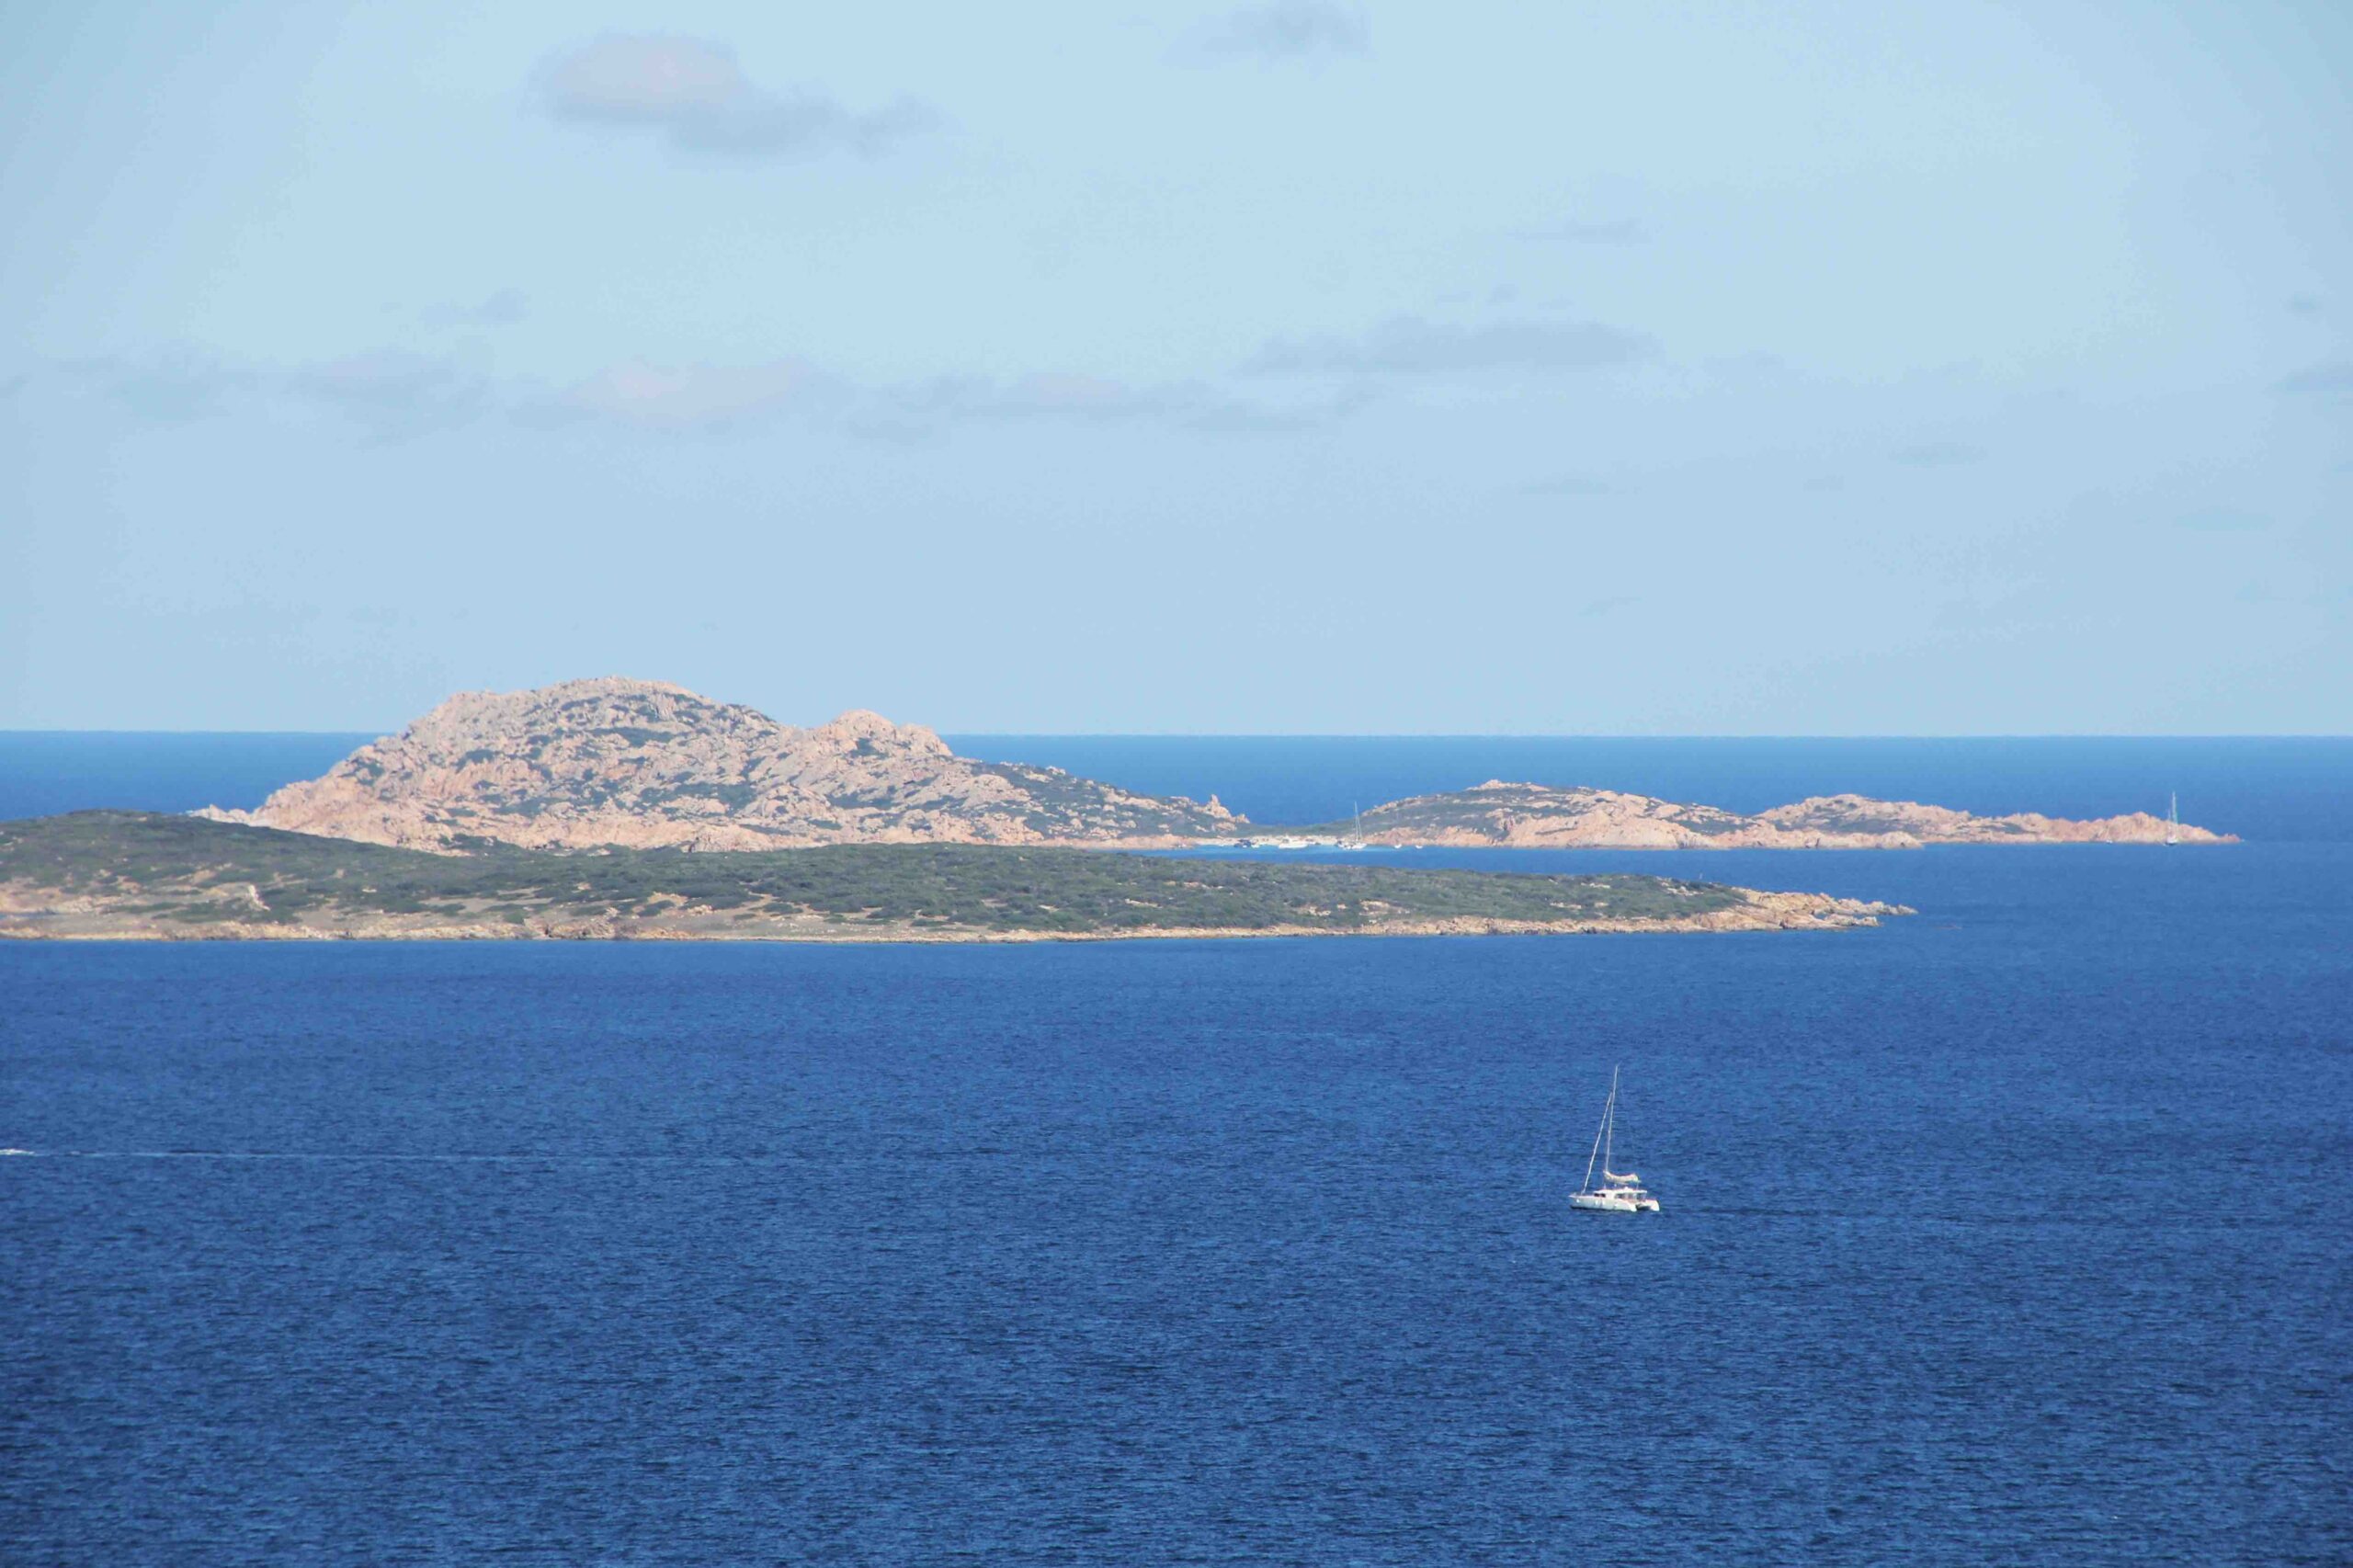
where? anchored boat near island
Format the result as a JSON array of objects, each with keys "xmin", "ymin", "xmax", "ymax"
[{"xmin": 1572, "ymin": 1066, "xmax": 1660, "ymax": 1214}]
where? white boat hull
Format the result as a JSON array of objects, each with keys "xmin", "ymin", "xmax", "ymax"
[
  {"xmin": 1574, "ymin": 1069, "xmax": 1661, "ymax": 1211},
  {"xmin": 1571, "ymin": 1190, "xmax": 1659, "ymax": 1213}
]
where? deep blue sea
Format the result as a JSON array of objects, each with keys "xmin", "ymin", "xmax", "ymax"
[{"xmin": 3, "ymin": 736, "xmax": 2348, "ymax": 1564}]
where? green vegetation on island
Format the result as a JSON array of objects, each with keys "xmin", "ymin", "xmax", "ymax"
[{"xmin": 0, "ymin": 812, "xmax": 1901, "ymax": 941}]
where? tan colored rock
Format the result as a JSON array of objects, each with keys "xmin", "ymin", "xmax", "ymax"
[
  {"xmin": 190, "ymin": 676, "xmax": 2231, "ymax": 856},
  {"xmin": 204, "ymin": 676, "xmax": 1239, "ymax": 854},
  {"xmin": 1354, "ymin": 781, "xmax": 2232, "ymax": 848},
  {"xmin": 1754, "ymin": 794, "xmax": 2233, "ymax": 845}
]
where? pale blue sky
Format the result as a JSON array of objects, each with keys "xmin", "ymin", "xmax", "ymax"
[{"xmin": 2, "ymin": 0, "xmax": 2347, "ymax": 732}]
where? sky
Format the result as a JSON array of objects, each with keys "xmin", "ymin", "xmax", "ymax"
[{"xmin": 1, "ymin": 0, "xmax": 2347, "ymax": 733}]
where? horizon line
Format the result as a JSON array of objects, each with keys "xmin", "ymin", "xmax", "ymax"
[{"xmin": 3, "ymin": 729, "xmax": 2349, "ymax": 743}]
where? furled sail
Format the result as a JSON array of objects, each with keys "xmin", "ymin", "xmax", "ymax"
[{"xmin": 1604, "ymin": 1169, "xmax": 1640, "ymax": 1185}]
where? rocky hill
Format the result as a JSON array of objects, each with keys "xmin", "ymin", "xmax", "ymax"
[
  {"xmin": 194, "ymin": 678, "xmax": 2234, "ymax": 856},
  {"xmin": 1342, "ymin": 782, "xmax": 2233, "ymax": 848},
  {"xmin": 202, "ymin": 677, "xmax": 1240, "ymax": 853}
]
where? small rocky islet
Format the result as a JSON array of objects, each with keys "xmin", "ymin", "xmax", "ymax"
[{"xmin": 1335, "ymin": 781, "xmax": 2231, "ymax": 849}]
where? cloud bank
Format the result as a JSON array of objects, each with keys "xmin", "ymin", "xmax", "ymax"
[
  {"xmin": 540, "ymin": 35, "xmax": 937, "ymax": 158},
  {"xmin": 1183, "ymin": 2, "xmax": 1368, "ymax": 62},
  {"xmin": 54, "ymin": 347, "xmax": 1357, "ymax": 444},
  {"xmin": 555, "ymin": 359, "xmax": 842, "ymax": 430},
  {"xmin": 289, "ymin": 350, "xmax": 490, "ymax": 438},
  {"xmin": 2275, "ymin": 358, "xmax": 2353, "ymax": 394},
  {"xmin": 72, "ymin": 349, "xmax": 489, "ymax": 440}
]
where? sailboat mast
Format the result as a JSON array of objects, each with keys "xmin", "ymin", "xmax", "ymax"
[
  {"xmin": 1603, "ymin": 1065, "xmax": 1617, "ymax": 1177},
  {"xmin": 1582, "ymin": 1073, "xmax": 1614, "ymax": 1191}
]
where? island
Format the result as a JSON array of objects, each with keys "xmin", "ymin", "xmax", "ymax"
[
  {"xmin": 0, "ymin": 812, "xmax": 1907, "ymax": 943},
  {"xmin": 197, "ymin": 676, "xmax": 1238, "ymax": 853},
  {"xmin": 1315, "ymin": 783, "xmax": 2234, "ymax": 849},
  {"xmin": 194, "ymin": 677, "xmax": 2232, "ymax": 855}
]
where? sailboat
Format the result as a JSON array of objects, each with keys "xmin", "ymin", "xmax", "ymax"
[
  {"xmin": 1571, "ymin": 1066, "xmax": 1660, "ymax": 1213},
  {"xmin": 2166, "ymin": 791, "xmax": 2178, "ymax": 846}
]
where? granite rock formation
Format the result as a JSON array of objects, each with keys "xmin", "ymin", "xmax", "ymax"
[
  {"xmin": 1346, "ymin": 782, "xmax": 2232, "ymax": 848},
  {"xmin": 202, "ymin": 677, "xmax": 1238, "ymax": 853}
]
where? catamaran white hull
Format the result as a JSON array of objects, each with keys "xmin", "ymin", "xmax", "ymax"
[
  {"xmin": 1570, "ymin": 1192, "xmax": 1660, "ymax": 1213},
  {"xmin": 1574, "ymin": 1068, "xmax": 1662, "ymax": 1212}
]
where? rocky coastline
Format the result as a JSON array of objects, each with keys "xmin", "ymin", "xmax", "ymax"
[
  {"xmin": 0, "ymin": 812, "xmax": 1907, "ymax": 945},
  {"xmin": 1327, "ymin": 782, "xmax": 2233, "ymax": 850},
  {"xmin": 194, "ymin": 678, "xmax": 2230, "ymax": 857}
]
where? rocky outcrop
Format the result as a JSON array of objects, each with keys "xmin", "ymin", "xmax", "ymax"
[
  {"xmin": 193, "ymin": 677, "xmax": 2234, "ymax": 856},
  {"xmin": 1348, "ymin": 782, "xmax": 2233, "ymax": 848},
  {"xmin": 1753, "ymin": 793, "xmax": 2230, "ymax": 844},
  {"xmin": 201, "ymin": 677, "xmax": 1239, "ymax": 853}
]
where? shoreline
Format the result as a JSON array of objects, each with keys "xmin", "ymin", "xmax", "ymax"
[
  {"xmin": 0, "ymin": 812, "xmax": 1910, "ymax": 948},
  {"xmin": 0, "ymin": 895, "xmax": 1910, "ymax": 946},
  {"xmin": 1171, "ymin": 836, "xmax": 2229, "ymax": 852}
]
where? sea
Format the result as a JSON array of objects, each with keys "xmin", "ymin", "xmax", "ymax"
[{"xmin": 3, "ymin": 735, "xmax": 2347, "ymax": 1565}]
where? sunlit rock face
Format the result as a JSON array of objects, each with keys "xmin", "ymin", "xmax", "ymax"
[
  {"xmin": 1351, "ymin": 781, "xmax": 2233, "ymax": 848},
  {"xmin": 208, "ymin": 676, "xmax": 1238, "ymax": 852}
]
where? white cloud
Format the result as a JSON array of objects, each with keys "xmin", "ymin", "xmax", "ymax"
[
  {"xmin": 63, "ymin": 348, "xmax": 484, "ymax": 439},
  {"xmin": 290, "ymin": 350, "xmax": 489, "ymax": 438},
  {"xmin": 542, "ymin": 35, "xmax": 750, "ymax": 120},
  {"xmin": 540, "ymin": 35, "xmax": 938, "ymax": 158},
  {"xmin": 559, "ymin": 359, "xmax": 840, "ymax": 430},
  {"xmin": 1183, "ymin": 2, "xmax": 1368, "ymax": 62}
]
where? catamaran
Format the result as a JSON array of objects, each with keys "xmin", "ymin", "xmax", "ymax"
[{"xmin": 1571, "ymin": 1066, "xmax": 1660, "ymax": 1213}]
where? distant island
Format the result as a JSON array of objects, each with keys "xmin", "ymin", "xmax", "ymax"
[
  {"xmin": 1321, "ymin": 783, "xmax": 2234, "ymax": 849},
  {"xmin": 197, "ymin": 676, "xmax": 1237, "ymax": 853},
  {"xmin": 0, "ymin": 812, "xmax": 1907, "ymax": 943},
  {"xmin": 196, "ymin": 677, "xmax": 2232, "ymax": 854}
]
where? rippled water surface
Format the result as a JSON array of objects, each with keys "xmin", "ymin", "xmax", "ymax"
[{"xmin": 5, "ymin": 835, "xmax": 2347, "ymax": 1564}]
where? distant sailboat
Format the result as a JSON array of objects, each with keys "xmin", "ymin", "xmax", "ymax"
[
  {"xmin": 1571, "ymin": 1066, "xmax": 1660, "ymax": 1213},
  {"xmin": 2166, "ymin": 790, "xmax": 2178, "ymax": 846}
]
